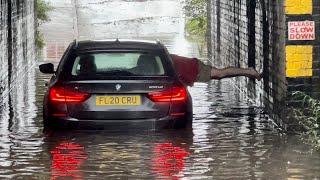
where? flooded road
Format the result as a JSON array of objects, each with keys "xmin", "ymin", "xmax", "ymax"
[
  {"xmin": 1, "ymin": 68, "xmax": 320, "ymax": 179},
  {"xmin": 0, "ymin": 0, "xmax": 320, "ymax": 179}
]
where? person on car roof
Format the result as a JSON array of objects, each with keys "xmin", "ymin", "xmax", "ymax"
[{"xmin": 170, "ymin": 54, "xmax": 262, "ymax": 86}]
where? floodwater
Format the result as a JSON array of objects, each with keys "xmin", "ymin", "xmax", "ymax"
[{"xmin": 0, "ymin": 0, "xmax": 320, "ymax": 179}]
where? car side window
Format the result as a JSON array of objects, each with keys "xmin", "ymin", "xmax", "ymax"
[
  {"xmin": 71, "ymin": 58, "xmax": 81, "ymax": 76},
  {"xmin": 155, "ymin": 56, "xmax": 165, "ymax": 75}
]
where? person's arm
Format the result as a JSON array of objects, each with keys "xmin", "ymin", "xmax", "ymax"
[
  {"xmin": 170, "ymin": 54, "xmax": 262, "ymax": 86},
  {"xmin": 210, "ymin": 67, "xmax": 262, "ymax": 80},
  {"xmin": 196, "ymin": 60, "xmax": 262, "ymax": 83}
]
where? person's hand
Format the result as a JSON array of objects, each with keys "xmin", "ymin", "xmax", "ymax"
[{"xmin": 248, "ymin": 68, "xmax": 262, "ymax": 81}]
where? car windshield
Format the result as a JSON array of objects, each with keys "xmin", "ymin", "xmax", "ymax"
[{"xmin": 71, "ymin": 52, "xmax": 166, "ymax": 77}]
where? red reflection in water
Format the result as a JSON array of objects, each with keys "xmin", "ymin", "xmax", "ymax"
[
  {"xmin": 152, "ymin": 143, "xmax": 190, "ymax": 179},
  {"xmin": 50, "ymin": 142, "xmax": 88, "ymax": 180}
]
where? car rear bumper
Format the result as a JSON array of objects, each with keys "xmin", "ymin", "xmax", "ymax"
[{"xmin": 44, "ymin": 115, "xmax": 186, "ymax": 130}]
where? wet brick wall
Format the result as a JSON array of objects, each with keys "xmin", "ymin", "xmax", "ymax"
[
  {"xmin": 284, "ymin": 1, "xmax": 320, "ymax": 129},
  {"xmin": 286, "ymin": 1, "xmax": 320, "ymax": 98},
  {"xmin": 0, "ymin": 0, "xmax": 9, "ymax": 99},
  {"xmin": 0, "ymin": 0, "xmax": 35, "ymax": 103},
  {"xmin": 209, "ymin": 0, "xmax": 289, "ymax": 128}
]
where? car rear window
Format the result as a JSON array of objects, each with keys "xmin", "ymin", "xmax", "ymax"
[{"xmin": 70, "ymin": 52, "xmax": 165, "ymax": 77}]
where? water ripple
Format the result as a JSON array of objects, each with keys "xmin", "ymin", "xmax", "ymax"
[{"xmin": 0, "ymin": 0, "xmax": 320, "ymax": 178}]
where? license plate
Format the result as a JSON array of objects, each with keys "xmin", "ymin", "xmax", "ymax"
[{"xmin": 96, "ymin": 95, "xmax": 141, "ymax": 106}]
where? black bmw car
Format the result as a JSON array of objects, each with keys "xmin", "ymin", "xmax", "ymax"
[{"xmin": 39, "ymin": 39, "xmax": 193, "ymax": 129}]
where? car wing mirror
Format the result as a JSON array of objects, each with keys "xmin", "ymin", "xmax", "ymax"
[{"xmin": 39, "ymin": 63, "xmax": 55, "ymax": 74}]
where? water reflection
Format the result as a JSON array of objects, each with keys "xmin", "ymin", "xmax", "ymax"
[
  {"xmin": 44, "ymin": 130, "xmax": 194, "ymax": 179},
  {"xmin": 0, "ymin": 66, "xmax": 320, "ymax": 179},
  {"xmin": 50, "ymin": 142, "xmax": 87, "ymax": 180},
  {"xmin": 0, "ymin": 0, "xmax": 320, "ymax": 179},
  {"xmin": 152, "ymin": 142, "xmax": 189, "ymax": 178},
  {"xmin": 0, "ymin": 67, "xmax": 46, "ymax": 179}
]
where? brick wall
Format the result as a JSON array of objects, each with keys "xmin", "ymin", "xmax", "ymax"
[
  {"xmin": 0, "ymin": 0, "xmax": 35, "ymax": 103},
  {"xmin": 0, "ymin": 0, "xmax": 9, "ymax": 98},
  {"xmin": 209, "ymin": 0, "xmax": 289, "ymax": 127},
  {"xmin": 209, "ymin": 0, "xmax": 320, "ymax": 130},
  {"xmin": 286, "ymin": 0, "xmax": 320, "ymax": 98}
]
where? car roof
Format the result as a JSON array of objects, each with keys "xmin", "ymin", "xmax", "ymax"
[{"xmin": 73, "ymin": 39, "xmax": 165, "ymax": 51}]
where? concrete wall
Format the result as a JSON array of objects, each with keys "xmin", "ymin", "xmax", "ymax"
[
  {"xmin": 0, "ymin": 0, "xmax": 35, "ymax": 103},
  {"xmin": 209, "ymin": 0, "xmax": 288, "ymax": 127}
]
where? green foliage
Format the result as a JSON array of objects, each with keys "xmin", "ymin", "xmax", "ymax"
[
  {"xmin": 35, "ymin": 30, "xmax": 45, "ymax": 50},
  {"xmin": 35, "ymin": 0, "xmax": 53, "ymax": 50},
  {"xmin": 184, "ymin": 0, "xmax": 207, "ymax": 20},
  {"xmin": 36, "ymin": 0, "xmax": 53, "ymax": 25},
  {"xmin": 184, "ymin": 0, "xmax": 207, "ymax": 39},
  {"xmin": 292, "ymin": 91, "xmax": 320, "ymax": 150},
  {"xmin": 186, "ymin": 17, "xmax": 207, "ymax": 38}
]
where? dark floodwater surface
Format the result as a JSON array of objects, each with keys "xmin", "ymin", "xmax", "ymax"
[
  {"xmin": 1, "ymin": 0, "xmax": 320, "ymax": 179},
  {"xmin": 0, "ymin": 68, "xmax": 320, "ymax": 179}
]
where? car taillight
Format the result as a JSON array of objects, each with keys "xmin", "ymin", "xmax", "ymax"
[
  {"xmin": 49, "ymin": 86, "xmax": 90, "ymax": 103},
  {"xmin": 148, "ymin": 87, "xmax": 187, "ymax": 102}
]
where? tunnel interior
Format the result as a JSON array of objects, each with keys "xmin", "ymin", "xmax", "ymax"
[{"xmin": 0, "ymin": 0, "xmax": 320, "ymax": 179}]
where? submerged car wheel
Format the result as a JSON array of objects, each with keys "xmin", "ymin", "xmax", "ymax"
[
  {"xmin": 173, "ymin": 112, "xmax": 193, "ymax": 129},
  {"xmin": 43, "ymin": 108, "xmax": 67, "ymax": 130},
  {"xmin": 42, "ymin": 106, "xmax": 50, "ymax": 128}
]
